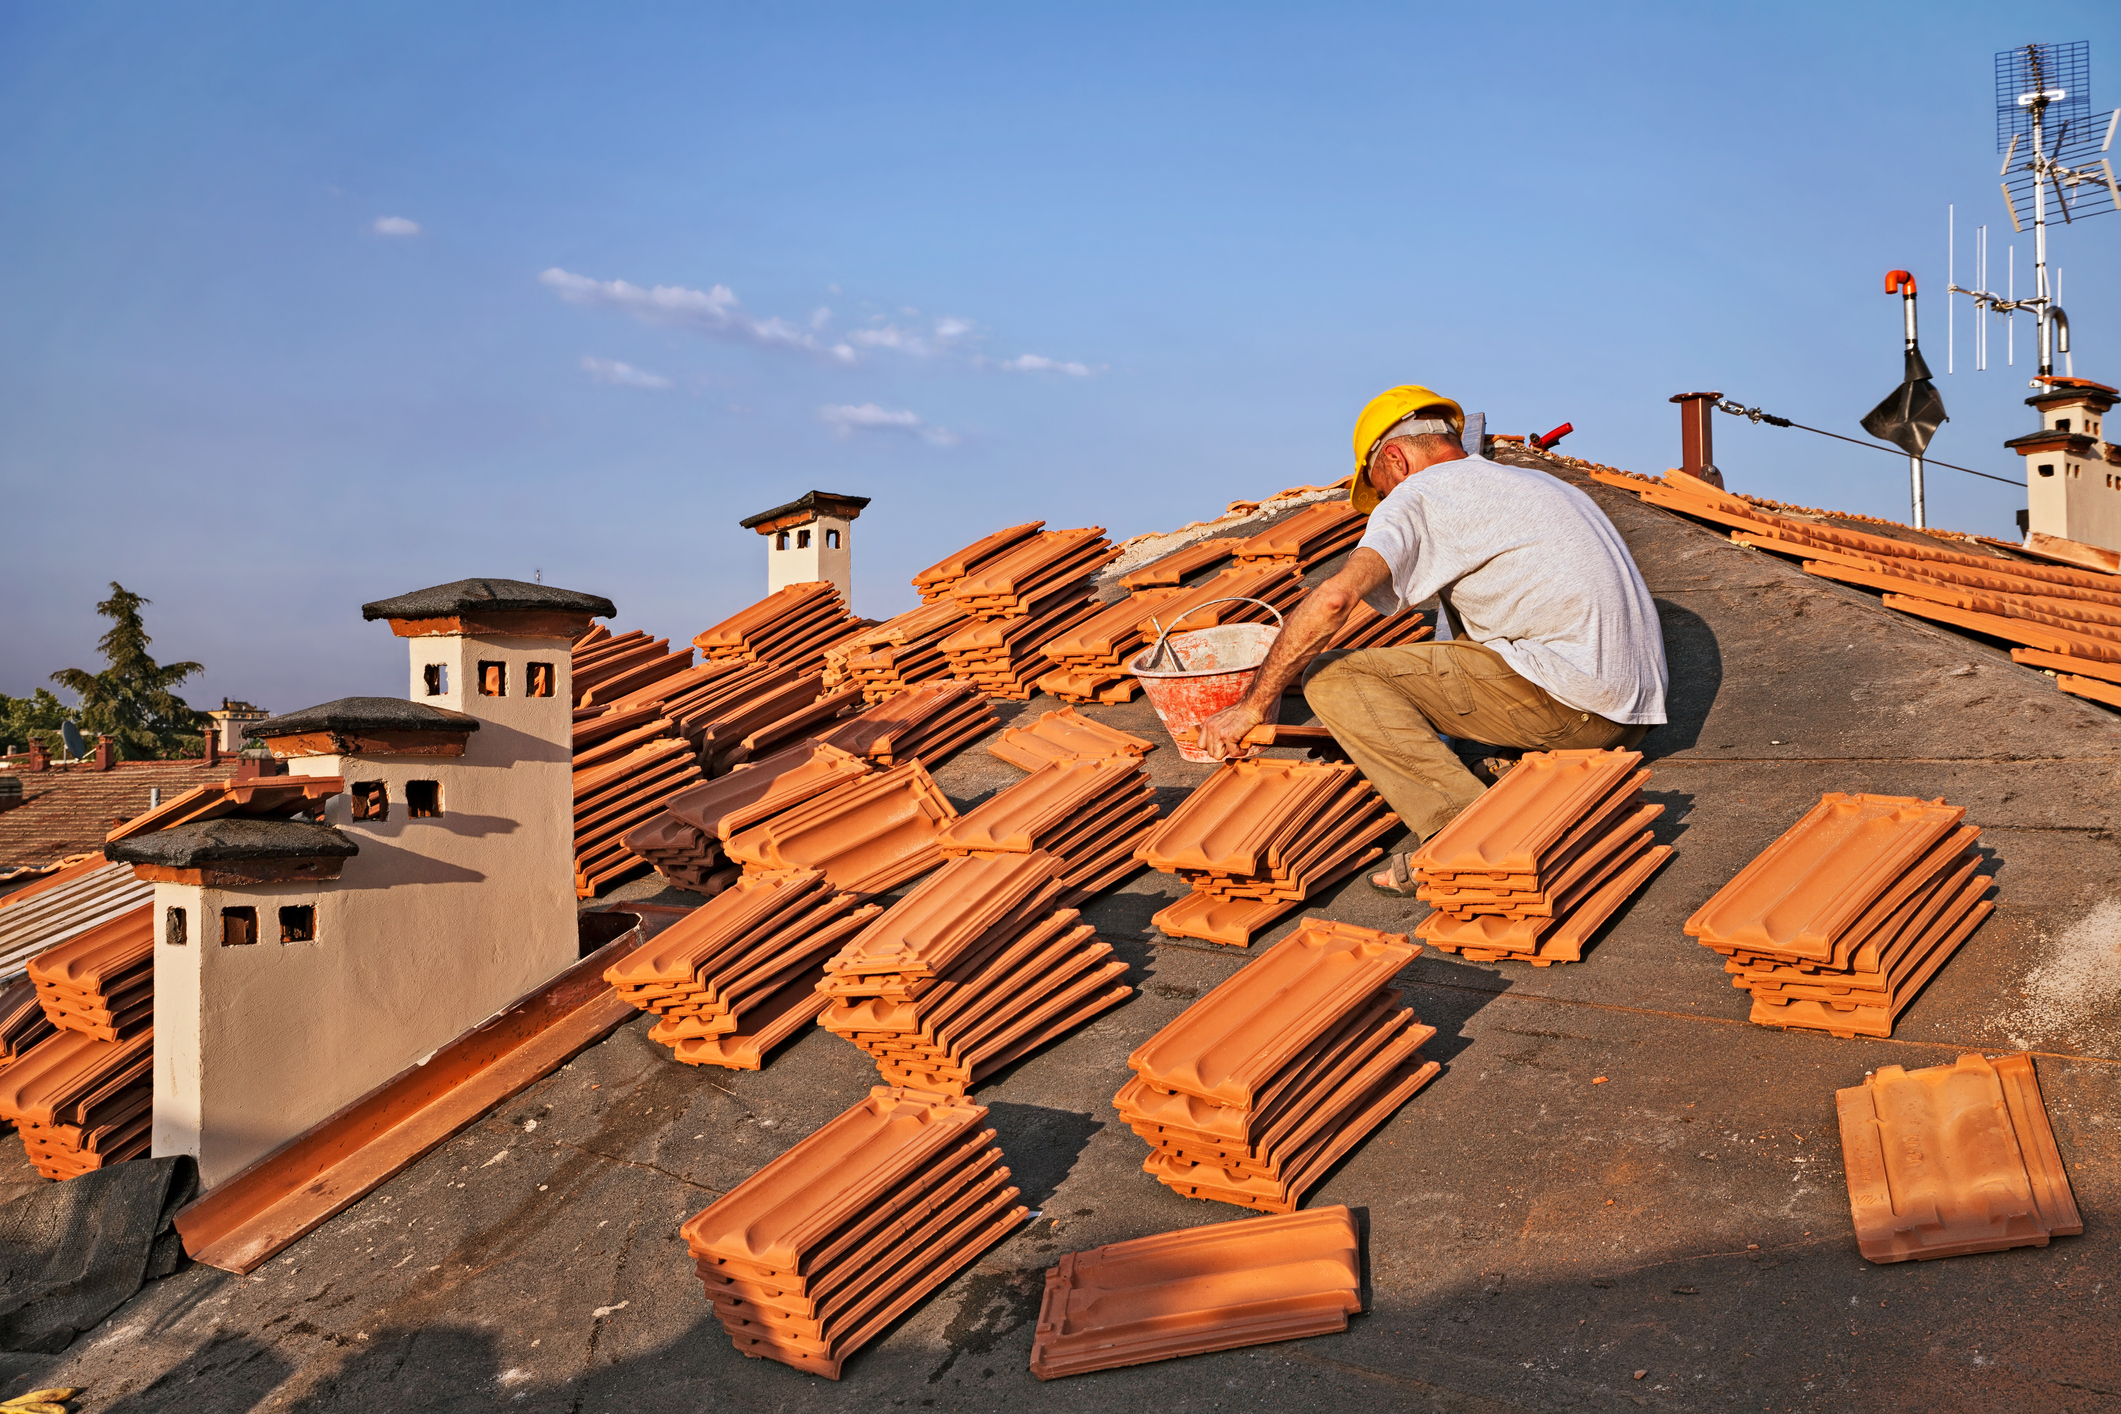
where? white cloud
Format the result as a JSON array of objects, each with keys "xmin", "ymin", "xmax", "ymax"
[
  {"xmin": 580, "ymin": 356, "xmax": 672, "ymax": 389},
  {"xmin": 847, "ymin": 315, "xmax": 975, "ymax": 359},
  {"xmin": 1000, "ymin": 353, "xmax": 1099, "ymax": 377},
  {"xmin": 372, "ymin": 216, "xmax": 422, "ymax": 236},
  {"xmin": 819, "ymin": 403, "xmax": 959, "ymax": 446},
  {"xmin": 541, "ymin": 267, "xmax": 857, "ymax": 363}
]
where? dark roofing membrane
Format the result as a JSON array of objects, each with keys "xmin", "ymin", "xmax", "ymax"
[
  {"xmin": 738, "ymin": 491, "xmax": 873, "ymax": 529},
  {"xmin": 361, "ymin": 579, "xmax": 616, "ymax": 622},
  {"xmin": 105, "ymin": 817, "xmax": 358, "ymax": 867},
  {"xmin": 244, "ymin": 698, "xmax": 481, "ymax": 741}
]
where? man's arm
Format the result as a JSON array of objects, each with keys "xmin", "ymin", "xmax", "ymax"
[{"xmin": 1194, "ymin": 548, "xmax": 1394, "ymax": 760}]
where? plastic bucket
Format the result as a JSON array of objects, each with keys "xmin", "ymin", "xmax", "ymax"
[{"xmin": 1130, "ymin": 622, "xmax": 1281, "ymax": 763}]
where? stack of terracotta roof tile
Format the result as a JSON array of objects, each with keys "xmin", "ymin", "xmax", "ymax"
[
  {"xmin": 988, "ymin": 706, "xmax": 1156, "ymax": 771},
  {"xmin": 1029, "ymin": 1206, "xmax": 1364, "ymax": 1378},
  {"xmin": 682, "ymin": 1085, "xmax": 1030, "ymax": 1377},
  {"xmin": 1687, "ymin": 793, "xmax": 1991, "ymax": 1039},
  {"xmin": 831, "ymin": 601, "xmax": 971, "ymax": 702},
  {"xmin": 0, "ymin": 979, "xmax": 58, "ymax": 1070},
  {"xmin": 1587, "ymin": 466, "xmax": 2121, "ymax": 713},
  {"xmin": 694, "ymin": 581, "xmax": 870, "ymax": 673},
  {"xmin": 27, "ymin": 904, "xmax": 152, "ymax": 1043},
  {"xmin": 1409, "ymin": 748, "xmax": 1673, "ymax": 967},
  {"xmin": 1136, "ymin": 758, "xmax": 1397, "ymax": 947},
  {"xmin": 572, "ymin": 628, "xmax": 696, "ymax": 709},
  {"xmin": 816, "ymin": 853, "xmax": 1129, "ymax": 1094},
  {"xmin": 937, "ymin": 758, "xmax": 1157, "ymax": 904},
  {"xmin": 946, "ymin": 526, "xmax": 1120, "ymax": 619},
  {"xmin": 606, "ymin": 869, "xmax": 880, "ymax": 1069},
  {"xmin": 0, "ymin": 1024, "xmax": 153, "ymax": 1180},
  {"xmin": 939, "ymin": 594, "xmax": 1103, "ymax": 700},
  {"xmin": 1318, "ymin": 601, "xmax": 1433, "ymax": 655},
  {"xmin": 1231, "ymin": 500, "xmax": 1369, "ymax": 570},
  {"xmin": 722, "ymin": 758, "xmax": 958, "ymax": 896},
  {"xmin": 572, "ymin": 720, "xmax": 706, "ymax": 898},
  {"xmin": 1116, "ymin": 920, "xmax": 1438, "ymax": 1213},
  {"xmin": 814, "ymin": 680, "xmax": 998, "ymax": 768},
  {"xmin": 623, "ymin": 742, "xmax": 873, "ymax": 893},
  {"xmin": 1836, "ymin": 1051, "xmax": 2080, "ymax": 1262},
  {"xmin": 913, "ymin": 521, "xmax": 1046, "ymax": 603},
  {"xmin": 1039, "ymin": 562, "xmax": 1305, "ymax": 704}
]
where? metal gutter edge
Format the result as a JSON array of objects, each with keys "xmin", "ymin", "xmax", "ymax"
[{"xmin": 171, "ymin": 922, "xmax": 648, "ymax": 1274}]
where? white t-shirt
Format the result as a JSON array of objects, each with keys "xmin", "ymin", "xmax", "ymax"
[{"xmin": 1354, "ymin": 455, "xmax": 1668, "ymax": 725}]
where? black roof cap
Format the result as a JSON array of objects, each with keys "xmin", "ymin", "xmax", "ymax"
[
  {"xmin": 361, "ymin": 578, "xmax": 615, "ymax": 622},
  {"xmin": 244, "ymin": 697, "xmax": 481, "ymax": 741},
  {"xmin": 106, "ymin": 817, "xmax": 358, "ymax": 868},
  {"xmin": 739, "ymin": 491, "xmax": 872, "ymax": 530}
]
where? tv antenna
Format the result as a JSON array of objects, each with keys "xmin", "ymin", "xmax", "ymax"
[{"xmin": 1948, "ymin": 41, "xmax": 2119, "ymax": 385}]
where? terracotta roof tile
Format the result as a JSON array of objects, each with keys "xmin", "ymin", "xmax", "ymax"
[
  {"xmin": 1837, "ymin": 1052, "xmax": 2081, "ymax": 1262},
  {"xmin": 1027, "ymin": 1206, "xmax": 1363, "ymax": 1379},
  {"xmin": 987, "ymin": 707, "xmax": 1156, "ymax": 771},
  {"xmin": 0, "ymin": 860, "xmax": 153, "ymax": 985},
  {"xmin": 1128, "ymin": 920, "xmax": 1418, "ymax": 1109},
  {"xmin": 912, "ymin": 522, "xmax": 1045, "ymax": 601},
  {"xmin": 681, "ymin": 1085, "xmax": 1029, "ymax": 1376},
  {"xmin": 26, "ymin": 904, "xmax": 151, "ymax": 1043},
  {"xmin": 722, "ymin": 759, "xmax": 957, "ymax": 896}
]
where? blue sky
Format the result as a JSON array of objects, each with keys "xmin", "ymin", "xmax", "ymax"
[{"xmin": 5, "ymin": 2, "xmax": 2119, "ymax": 716}]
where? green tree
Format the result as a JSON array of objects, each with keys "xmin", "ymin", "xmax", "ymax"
[
  {"xmin": 0, "ymin": 688, "xmax": 71, "ymax": 754},
  {"xmin": 49, "ymin": 583, "xmax": 206, "ymax": 760}
]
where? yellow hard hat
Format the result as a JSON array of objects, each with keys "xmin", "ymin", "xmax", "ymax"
[{"xmin": 1350, "ymin": 385, "xmax": 1465, "ymax": 513}]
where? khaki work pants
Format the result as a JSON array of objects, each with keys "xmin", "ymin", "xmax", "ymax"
[{"xmin": 1302, "ymin": 641, "xmax": 1648, "ymax": 845}]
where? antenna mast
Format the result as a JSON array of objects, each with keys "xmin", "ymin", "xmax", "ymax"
[{"xmin": 1949, "ymin": 41, "xmax": 2117, "ymax": 386}]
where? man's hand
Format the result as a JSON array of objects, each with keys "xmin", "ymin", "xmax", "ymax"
[{"xmin": 1196, "ymin": 699, "xmax": 1271, "ymax": 760}]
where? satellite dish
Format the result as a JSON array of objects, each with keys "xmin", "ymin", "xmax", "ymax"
[{"xmin": 60, "ymin": 722, "xmax": 86, "ymax": 759}]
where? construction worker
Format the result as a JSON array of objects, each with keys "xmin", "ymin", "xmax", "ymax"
[{"xmin": 1195, "ymin": 385, "xmax": 1668, "ymax": 895}]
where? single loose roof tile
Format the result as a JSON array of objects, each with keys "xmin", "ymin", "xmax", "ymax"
[
  {"xmin": 1128, "ymin": 920, "xmax": 1418, "ymax": 1108},
  {"xmin": 1686, "ymin": 794, "xmax": 1966, "ymax": 962},
  {"xmin": 1028, "ymin": 1206, "xmax": 1363, "ymax": 1378},
  {"xmin": 360, "ymin": 578, "xmax": 615, "ymax": 621},
  {"xmin": 244, "ymin": 698, "xmax": 480, "ymax": 741},
  {"xmin": 104, "ymin": 817, "xmax": 358, "ymax": 869},
  {"xmin": 1837, "ymin": 1052, "xmax": 2080, "ymax": 1262}
]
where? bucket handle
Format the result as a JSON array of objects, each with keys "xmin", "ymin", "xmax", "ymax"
[{"xmin": 1140, "ymin": 597, "xmax": 1288, "ymax": 673}]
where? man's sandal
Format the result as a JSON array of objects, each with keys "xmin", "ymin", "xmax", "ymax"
[{"xmin": 1368, "ymin": 852, "xmax": 1422, "ymax": 898}]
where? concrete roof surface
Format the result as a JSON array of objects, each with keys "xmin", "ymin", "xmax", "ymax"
[{"xmin": 2, "ymin": 452, "xmax": 2118, "ymax": 1411}]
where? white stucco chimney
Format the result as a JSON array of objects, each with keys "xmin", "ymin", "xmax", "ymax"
[{"xmin": 739, "ymin": 491, "xmax": 871, "ymax": 605}]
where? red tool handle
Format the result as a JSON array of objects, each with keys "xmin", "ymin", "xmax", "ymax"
[{"xmin": 1535, "ymin": 422, "xmax": 1574, "ymax": 450}]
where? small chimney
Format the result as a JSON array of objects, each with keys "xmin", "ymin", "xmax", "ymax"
[
  {"xmin": 27, "ymin": 739, "xmax": 48, "ymax": 773},
  {"xmin": 738, "ymin": 491, "xmax": 872, "ymax": 605},
  {"xmin": 93, "ymin": 734, "xmax": 116, "ymax": 771}
]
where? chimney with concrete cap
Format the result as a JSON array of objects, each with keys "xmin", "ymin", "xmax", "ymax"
[
  {"xmin": 740, "ymin": 491, "xmax": 871, "ymax": 605},
  {"xmin": 2010, "ymin": 378, "xmax": 2121, "ymax": 554},
  {"xmin": 134, "ymin": 577, "xmax": 617, "ymax": 1188}
]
